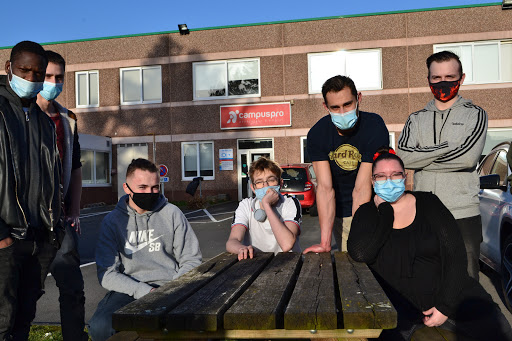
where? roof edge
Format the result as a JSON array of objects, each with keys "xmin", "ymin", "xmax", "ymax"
[{"xmin": 0, "ymin": 2, "xmax": 501, "ymax": 49}]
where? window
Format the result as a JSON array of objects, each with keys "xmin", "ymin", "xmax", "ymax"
[
  {"xmin": 434, "ymin": 40, "xmax": 512, "ymax": 84},
  {"xmin": 308, "ymin": 49, "xmax": 382, "ymax": 93},
  {"xmin": 479, "ymin": 151, "xmax": 498, "ymax": 177},
  {"xmin": 301, "ymin": 137, "xmax": 310, "ymax": 163},
  {"xmin": 193, "ymin": 58, "xmax": 260, "ymax": 100},
  {"xmin": 482, "ymin": 128, "xmax": 512, "ymax": 157},
  {"xmin": 81, "ymin": 150, "xmax": 111, "ymax": 185},
  {"xmin": 75, "ymin": 71, "xmax": 99, "ymax": 108},
  {"xmin": 120, "ymin": 66, "xmax": 162, "ymax": 105},
  {"xmin": 491, "ymin": 150, "xmax": 509, "ymax": 185},
  {"xmin": 181, "ymin": 142, "xmax": 214, "ymax": 180}
]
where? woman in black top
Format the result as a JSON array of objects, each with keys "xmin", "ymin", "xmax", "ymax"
[{"xmin": 348, "ymin": 147, "xmax": 512, "ymax": 341}]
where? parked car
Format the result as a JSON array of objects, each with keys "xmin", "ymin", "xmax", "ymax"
[
  {"xmin": 280, "ymin": 164, "xmax": 318, "ymax": 216},
  {"xmin": 478, "ymin": 141, "xmax": 512, "ymax": 311}
]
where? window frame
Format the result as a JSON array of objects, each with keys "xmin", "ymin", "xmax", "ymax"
[
  {"xmin": 81, "ymin": 149, "xmax": 112, "ymax": 187},
  {"xmin": 192, "ymin": 58, "xmax": 261, "ymax": 101},
  {"xmin": 119, "ymin": 65, "xmax": 162, "ymax": 105},
  {"xmin": 75, "ymin": 70, "xmax": 99, "ymax": 108},
  {"xmin": 300, "ymin": 136, "xmax": 309, "ymax": 163},
  {"xmin": 181, "ymin": 141, "xmax": 215, "ymax": 181},
  {"xmin": 434, "ymin": 40, "xmax": 512, "ymax": 85},
  {"xmin": 307, "ymin": 49, "xmax": 383, "ymax": 94}
]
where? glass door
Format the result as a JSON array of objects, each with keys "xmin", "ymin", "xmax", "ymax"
[{"xmin": 237, "ymin": 139, "xmax": 274, "ymax": 200}]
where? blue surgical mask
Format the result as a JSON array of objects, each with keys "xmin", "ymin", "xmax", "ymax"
[
  {"xmin": 8, "ymin": 67, "xmax": 44, "ymax": 99},
  {"xmin": 374, "ymin": 178, "xmax": 405, "ymax": 203},
  {"xmin": 329, "ymin": 104, "xmax": 358, "ymax": 130},
  {"xmin": 40, "ymin": 81, "xmax": 63, "ymax": 101},
  {"xmin": 254, "ymin": 185, "xmax": 281, "ymax": 201}
]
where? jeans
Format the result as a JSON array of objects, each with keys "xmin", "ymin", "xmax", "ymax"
[
  {"xmin": 48, "ymin": 223, "xmax": 87, "ymax": 341},
  {"xmin": 456, "ymin": 215, "xmax": 483, "ymax": 281},
  {"xmin": 88, "ymin": 291, "xmax": 135, "ymax": 341},
  {"xmin": 0, "ymin": 236, "xmax": 57, "ymax": 341}
]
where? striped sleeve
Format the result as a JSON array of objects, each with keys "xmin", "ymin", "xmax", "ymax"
[
  {"xmin": 425, "ymin": 104, "xmax": 487, "ymax": 171},
  {"xmin": 396, "ymin": 110, "xmax": 451, "ymax": 170}
]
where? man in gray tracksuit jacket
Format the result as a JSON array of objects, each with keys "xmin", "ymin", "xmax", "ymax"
[
  {"xmin": 88, "ymin": 158, "xmax": 202, "ymax": 341},
  {"xmin": 397, "ymin": 51, "xmax": 487, "ymax": 280}
]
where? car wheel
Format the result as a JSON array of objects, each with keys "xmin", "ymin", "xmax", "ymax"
[
  {"xmin": 309, "ymin": 203, "xmax": 318, "ymax": 217},
  {"xmin": 501, "ymin": 234, "xmax": 512, "ymax": 313}
]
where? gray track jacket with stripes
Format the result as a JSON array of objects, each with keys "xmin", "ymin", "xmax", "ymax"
[{"xmin": 396, "ymin": 96, "xmax": 487, "ymax": 219}]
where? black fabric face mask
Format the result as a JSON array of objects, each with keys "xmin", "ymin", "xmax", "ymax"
[
  {"xmin": 428, "ymin": 79, "xmax": 461, "ymax": 102},
  {"xmin": 126, "ymin": 183, "xmax": 160, "ymax": 211}
]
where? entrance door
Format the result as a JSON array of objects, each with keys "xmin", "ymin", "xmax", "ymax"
[
  {"xmin": 116, "ymin": 143, "xmax": 148, "ymax": 199},
  {"xmin": 237, "ymin": 139, "xmax": 274, "ymax": 200}
]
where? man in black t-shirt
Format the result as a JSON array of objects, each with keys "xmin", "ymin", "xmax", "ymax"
[{"xmin": 304, "ymin": 75, "xmax": 388, "ymax": 253}]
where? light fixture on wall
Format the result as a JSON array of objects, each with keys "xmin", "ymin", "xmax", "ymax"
[
  {"xmin": 503, "ymin": 0, "xmax": 512, "ymax": 9},
  {"xmin": 178, "ymin": 24, "xmax": 190, "ymax": 35}
]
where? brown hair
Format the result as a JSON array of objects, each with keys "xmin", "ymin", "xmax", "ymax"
[
  {"xmin": 45, "ymin": 50, "xmax": 66, "ymax": 70},
  {"xmin": 321, "ymin": 75, "xmax": 358, "ymax": 105},
  {"xmin": 248, "ymin": 157, "xmax": 282, "ymax": 182},
  {"xmin": 426, "ymin": 50, "xmax": 463, "ymax": 78},
  {"xmin": 126, "ymin": 158, "xmax": 159, "ymax": 178}
]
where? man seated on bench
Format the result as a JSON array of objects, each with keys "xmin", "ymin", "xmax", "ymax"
[
  {"xmin": 88, "ymin": 158, "xmax": 202, "ymax": 341},
  {"xmin": 226, "ymin": 157, "xmax": 302, "ymax": 260}
]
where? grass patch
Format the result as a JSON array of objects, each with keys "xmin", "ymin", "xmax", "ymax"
[{"xmin": 29, "ymin": 325, "xmax": 91, "ymax": 341}]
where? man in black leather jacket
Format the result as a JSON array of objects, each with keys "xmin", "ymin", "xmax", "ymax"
[{"xmin": 0, "ymin": 41, "xmax": 62, "ymax": 340}]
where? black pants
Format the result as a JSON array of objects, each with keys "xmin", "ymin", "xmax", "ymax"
[
  {"xmin": 379, "ymin": 281, "xmax": 512, "ymax": 341},
  {"xmin": 456, "ymin": 215, "xmax": 483, "ymax": 281},
  {"xmin": 0, "ymin": 237, "xmax": 56, "ymax": 341},
  {"xmin": 49, "ymin": 223, "xmax": 87, "ymax": 341}
]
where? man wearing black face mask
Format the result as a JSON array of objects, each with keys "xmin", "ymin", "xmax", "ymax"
[
  {"xmin": 397, "ymin": 51, "xmax": 488, "ymax": 281},
  {"xmin": 88, "ymin": 158, "xmax": 202, "ymax": 341}
]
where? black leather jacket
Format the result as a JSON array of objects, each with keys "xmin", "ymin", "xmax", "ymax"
[{"xmin": 0, "ymin": 75, "xmax": 62, "ymax": 241}]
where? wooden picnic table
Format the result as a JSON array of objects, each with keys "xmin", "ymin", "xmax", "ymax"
[{"xmin": 112, "ymin": 251, "xmax": 396, "ymax": 340}]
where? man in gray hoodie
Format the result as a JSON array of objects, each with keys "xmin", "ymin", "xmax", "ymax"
[
  {"xmin": 88, "ymin": 158, "xmax": 202, "ymax": 341},
  {"xmin": 397, "ymin": 51, "xmax": 487, "ymax": 280}
]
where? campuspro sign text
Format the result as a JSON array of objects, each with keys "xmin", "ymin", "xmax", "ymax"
[{"xmin": 220, "ymin": 102, "xmax": 291, "ymax": 130}]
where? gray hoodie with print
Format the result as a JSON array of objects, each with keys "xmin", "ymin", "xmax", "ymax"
[
  {"xmin": 95, "ymin": 194, "xmax": 202, "ymax": 299},
  {"xmin": 396, "ymin": 96, "xmax": 487, "ymax": 219}
]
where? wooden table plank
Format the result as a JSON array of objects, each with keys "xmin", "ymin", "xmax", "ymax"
[
  {"xmin": 165, "ymin": 252, "xmax": 274, "ymax": 331},
  {"xmin": 335, "ymin": 252, "xmax": 396, "ymax": 330},
  {"xmin": 224, "ymin": 252, "xmax": 302, "ymax": 330},
  {"xmin": 112, "ymin": 252, "xmax": 238, "ymax": 331},
  {"xmin": 137, "ymin": 328, "xmax": 382, "ymax": 340},
  {"xmin": 284, "ymin": 252, "xmax": 338, "ymax": 330}
]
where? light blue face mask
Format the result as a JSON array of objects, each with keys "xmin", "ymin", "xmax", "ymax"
[
  {"xmin": 40, "ymin": 81, "xmax": 63, "ymax": 101},
  {"xmin": 329, "ymin": 104, "xmax": 359, "ymax": 130},
  {"xmin": 373, "ymin": 178, "xmax": 405, "ymax": 203},
  {"xmin": 254, "ymin": 185, "xmax": 281, "ymax": 201},
  {"xmin": 8, "ymin": 67, "xmax": 44, "ymax": 99}
]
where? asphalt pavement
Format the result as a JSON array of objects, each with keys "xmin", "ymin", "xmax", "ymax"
[{"xmin": 34, "ymin": 201, "xmax": 512, "ymax": 327}]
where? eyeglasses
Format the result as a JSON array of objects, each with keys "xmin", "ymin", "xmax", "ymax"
[
  {"xmin": 372, "ymin": 172, "xmax": 405, "ymax": 185},
  {"xmin": 253, "ymin": 176, "xmax": 279, "ymax": 189}
]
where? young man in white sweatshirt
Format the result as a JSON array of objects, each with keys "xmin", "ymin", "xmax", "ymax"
[{"xmin": 397, "ymin": 50, "xmax": 488, "ymax": 280}]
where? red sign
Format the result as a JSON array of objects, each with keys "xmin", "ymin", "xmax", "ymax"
[
  {"xmin": 159, "ymin": 164, "xmax": 168, "ymax": 177},
  {"xmin": 220, "ymin": 102, "xmax": 291, "ymax": 130}
]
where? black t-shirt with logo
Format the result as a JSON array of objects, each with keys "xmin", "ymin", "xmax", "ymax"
[{"xmin": 307, "ymin": 111, "xmax": 389, "ymax": 217}]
